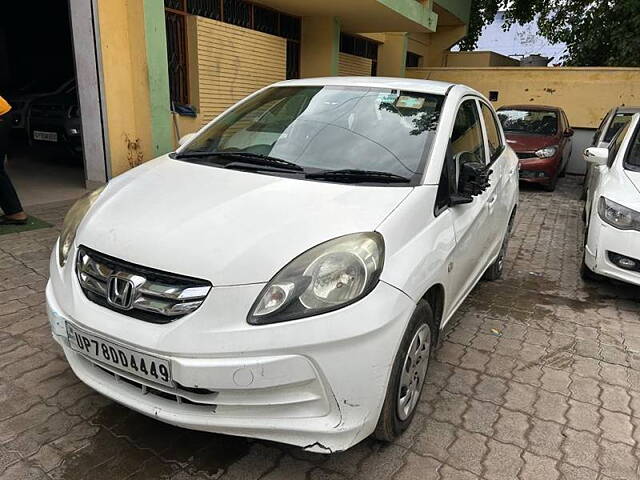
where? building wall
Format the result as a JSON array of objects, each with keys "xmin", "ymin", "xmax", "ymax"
[
  {"xmin": 406, "ymin": 66, "xmax": 640, "ymax": 128},
  {"xmin": 407, "ymin": 66, "xmax": 640, "ymax": 175},
  {"xmin": 97, "ymin": 0, "xmax": 156, "ymax": 176},
  {"xmin": 444, "ymin": 51, "xmax": 519, "ymax": 67},
  {"xmin": 338, "ymin": 52, "xmax": 373, "ymax": 76}
]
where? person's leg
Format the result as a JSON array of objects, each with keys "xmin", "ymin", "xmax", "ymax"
[{"xmin": 0, "ymin": 118, "xmax": 27, "ymax": 221}]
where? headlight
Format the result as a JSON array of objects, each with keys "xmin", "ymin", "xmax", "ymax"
[
  {"xmin": 58, "ymin": 186, "xmax": 106, "ymax": 266},
  {"xmin": 248, "ymin": 232, "xmax": 385, "ymax": 325},
  {"xmin": 598, "ymin": 197, "xmax": 640, "ymax": 231},
  {"xmin": 535, "ymin": 146, "xmax": 558, "ymax": 158}
]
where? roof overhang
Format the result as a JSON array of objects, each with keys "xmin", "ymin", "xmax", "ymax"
[
  {"xmin": 253, "ymin": 0, "xmax": 438, "ymax": 33},
  {"xmin": 433, "ymin": 0, "xmax": 471, "ymax": 26}
]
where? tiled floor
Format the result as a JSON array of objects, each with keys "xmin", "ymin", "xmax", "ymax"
[{"xmin": 1, "ymin": 176, "xmax": 640, "ymax": 479}]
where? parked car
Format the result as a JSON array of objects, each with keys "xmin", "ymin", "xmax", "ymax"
[
  {"xmin": 582, "ymin": 106, "xmax": 640, "ymax": 199},
  {"xmin": 497, "ymin": 104, "xmax": 573, "ymax": 191},
  {"xmin": 6, "ymin": 78, "xmax": 74, "ymax": 133},
  {"xmin": 582, "ymin": 113, "xmax": 640, "ymax": 286},
  {"xmin": 28, "ymin": 80, "xmax": 82, "ymax": 157},
  {"xmin": 47, "ymin": 78, "xmax": 519, "ymax": 452}
]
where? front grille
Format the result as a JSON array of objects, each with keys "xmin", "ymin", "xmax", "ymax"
[
  {"xmin": 516, "ymin": 151, "xmax": 536, "ymax": 160},
  {"xmin": 76, "ymin": 246, "xmax": 212, "ymax": 323}
]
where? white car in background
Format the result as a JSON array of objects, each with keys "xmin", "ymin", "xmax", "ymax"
[
  {"xmin": 47, "ymin": 78, "xmax": 518, "ymax": 452},
  {"xmin": 583, "ymin": 106, "xmax": 640, "ymax": 199},
  {"xmin": 582, "ymin": 113, "xmax": 640, "ymax": 286}
]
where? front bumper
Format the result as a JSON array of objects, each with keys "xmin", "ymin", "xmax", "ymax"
[
  {"xmin": 518, "ymin": 155, "xmax": 560, "ymax": 185},
  {"xmin": 584, "ymin": 219, "xmax": 640, "ymax": 287},
  {"xmin": 47, "ymin": 250, "xmax": 416, "ymax": 452}
]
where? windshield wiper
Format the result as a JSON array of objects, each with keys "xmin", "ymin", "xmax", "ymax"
[
  {"xmin": 306, "ymin": 169, "xmax": 411, "ymax": 184},
  {"xmin": 175, "ymin": 151, "xmax": 304, "ymax": 172}
]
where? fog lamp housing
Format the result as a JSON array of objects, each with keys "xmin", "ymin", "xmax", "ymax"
[{"xmin": 608, "ymin": 252, "xmax": 640, "ymax": 272}]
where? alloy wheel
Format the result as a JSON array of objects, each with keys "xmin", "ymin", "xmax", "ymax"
[{"xmin": 396, "ymin": 324, "xmax": 431, "ymax": 421}]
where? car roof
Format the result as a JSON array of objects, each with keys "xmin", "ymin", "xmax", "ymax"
[
  {"xmin": 497, "ymin": 104, "xmax": 562, "ymax": 112},
  {"xmin": 271, "ymin": 77, "xmax": 456, "ymax": 96}
]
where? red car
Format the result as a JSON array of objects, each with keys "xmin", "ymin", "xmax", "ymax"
[{"xmin": 497, "ymin": 105, "xmax": 573, "ymax": 191}]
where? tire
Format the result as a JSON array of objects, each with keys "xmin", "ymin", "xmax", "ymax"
[
  {"xmin": 483, "ymin": 220, "xmax": 512, "ymax": 281},
  {"xmin": 559, "ymin": 162, "xmax": 567, "ymax": 178},
  {"xmin": 543, "ymin": 174, "xmax": 558, "ymax": 192},
  {"xmin": 374, "ymin": 301, "xmax": 435, "ymax": 442},
  {"xmin": 580, "ymin": 256, "xmax": 600, "ymax": 282}
]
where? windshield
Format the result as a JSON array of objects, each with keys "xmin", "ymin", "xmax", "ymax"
[
  {"xmin": 605, "ymin": 113, "xmax": 634, "ymax": 143},
  {"xmin": 497, "ymin": 109, "xmax": 558, "ymax": 135},
  {"xmin": 180, "ymin": 86, "xmax": 445, "ymax": 179}
]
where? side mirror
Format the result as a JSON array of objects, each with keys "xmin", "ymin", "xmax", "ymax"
[
  {"xmin": 564, "ymin": 128, "xmax": 574, "ymax": 137},
  {"xmin": 583, "ymin": 146, "xmax": 608, "ymax": 166},
  {"xmin": 178, "ymin": 132, "xmax": 197, "ymax": 147},
  {"xmin": 450, "ymin": 154, "xmax": 491, "ymax": 205}
]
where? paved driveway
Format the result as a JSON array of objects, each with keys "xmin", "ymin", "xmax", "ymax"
[{"xmin": 2, "ymin": 177, "xmax": 640, "ymax": 480}]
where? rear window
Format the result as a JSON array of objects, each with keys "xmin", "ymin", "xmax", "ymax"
[{"xmin": 497, "ymin": 109, "xmax": 558, "ymax": 136}]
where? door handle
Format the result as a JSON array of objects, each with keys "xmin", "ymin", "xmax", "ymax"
[{"xmin": 488, "ymin": 194, "xmax": 498, "ymax": 207}]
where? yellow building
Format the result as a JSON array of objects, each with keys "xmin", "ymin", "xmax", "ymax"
[{"xmin": 91, "ymin": 0, "xmax": 471, "ymax": 179}]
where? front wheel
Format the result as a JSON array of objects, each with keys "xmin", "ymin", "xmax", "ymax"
[{"xmin": 374, "ymin": 301, "xmax": 435, "ymax": 442}]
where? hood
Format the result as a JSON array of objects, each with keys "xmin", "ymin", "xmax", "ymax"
[
  {"xmin": 77, "ymin": 157, "xmax": 413, "ymax": 286},
  {"xmin": 504, "ymin": 133, "xmax": 558, "ymax": 153},
  {"xmin": 625, "ymin": 169, "xmax": 640, "ymax": 195}
]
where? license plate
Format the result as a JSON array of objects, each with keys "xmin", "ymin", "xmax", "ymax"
[
  {"xmin": 66, "ymin": 323, "xmax": 172, "ymax": 386},
  {"xmin": 33, "ymin": 130, "xmax": 58, "ymax": 142}
]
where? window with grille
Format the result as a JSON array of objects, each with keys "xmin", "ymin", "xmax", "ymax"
[
  {"xmin": 164, "ymin": 0, "xmax": 302, "ymax": 102},
  {"xmin": 165, "ymin": 9, "xmax": 189, "ymax": 106},
  {"xmin": 340, "ymin": 33, "xmax": 379, "ymax": 76}
]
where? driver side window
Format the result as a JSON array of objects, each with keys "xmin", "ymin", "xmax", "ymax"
[{"xmin": 451, "ymin": 99, "xmax": 487, "ymax": 167}]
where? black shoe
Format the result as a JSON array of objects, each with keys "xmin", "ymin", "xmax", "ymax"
[{"xmin": 0, "ymin": 216, "xmax": 28, "ymax": 226}]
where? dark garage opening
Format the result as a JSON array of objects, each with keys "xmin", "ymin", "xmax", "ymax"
[{"xmin": 0, "ymin": 0, "xmax": 86, "ymax": 208}]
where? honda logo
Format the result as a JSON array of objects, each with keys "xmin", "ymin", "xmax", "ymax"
[{"xmin": 107, "ymin": 275, "xmax": 136, "ymax": 310}]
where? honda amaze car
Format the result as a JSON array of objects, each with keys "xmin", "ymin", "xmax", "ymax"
[
  {"xmin": 582, "ymin": 113, "xmax": 640, "ymax": 286},
  {"xmin": 497, "ymin": 105, "xmax": 573, "ymax": 191},
  {"xmin": 47, "ymin": 78, "xmax": 518, "ymax": 452}
]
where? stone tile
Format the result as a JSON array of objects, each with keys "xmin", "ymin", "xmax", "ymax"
[
  {"xmin": 597, "ymin": 439, "xmax": 638, "ymax": 480},
  {"xmin": 493, "ymin": 408, "xmax": 529, "ymax": 448},
  {"xmin": 445, "ymin": 431, "xmax": 487, "ymax": 475},
  {"xmin": 561, "ymin": 428, "xmax": 599, "ymax": 471},
  {"xmin": 483, "ymin": 440, "xmax": 523, "ymax": 480},
  {"xmin": 527, "ymin": 418, "xmax": 564, "ymax": 460},
  {"xmin": 520, "ymin": 452, "xmax": 559, "ymax": 480}
]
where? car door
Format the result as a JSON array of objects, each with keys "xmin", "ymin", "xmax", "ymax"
[
  {"xmin": 478, "ymin": 101, "xmax": 510, "ymax": 255},
  {"xmin": 445, "ymin": 98, "xmax": 493, "ymax": 310}
]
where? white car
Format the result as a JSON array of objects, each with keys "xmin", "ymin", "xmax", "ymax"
[
  {"xmin": 582, "ymin": 113, "xmax": 640, "ymax": 286},
  {"xmin": 582, "ymin": 106, "xmax": 640, "ymax": 199},
  {"xmin": 47, "ymin": 78, "xmax": 519, "ymax": 452}
]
